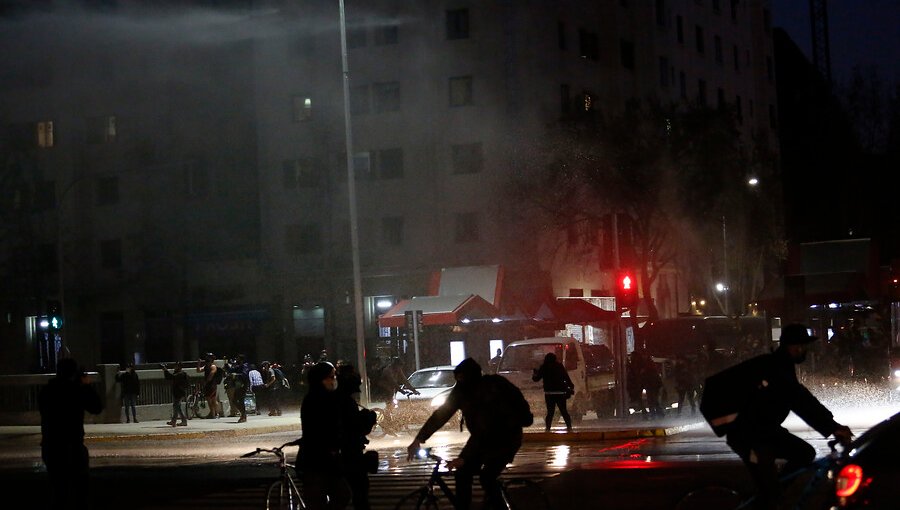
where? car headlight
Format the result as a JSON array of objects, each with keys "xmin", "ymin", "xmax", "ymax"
[
  {"xmin": 431, "ymin": 394, "xmax": 447, "ymax": 407},
  {"xmin": 894, "ymin": 369, "xmax": 900, "ymax": 378}
]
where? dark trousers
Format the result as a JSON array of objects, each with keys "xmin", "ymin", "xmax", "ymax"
[
  {"xmin": 43, "ymin": 443, "xmax": 91, "ymax": 510},
  {"xmin": 171, "ymin": 396, "xmax": 187, "ymax": 422},
  {"xmin": 455, "ymin": 455, "xmax": 508, "ymax": 510},
  {"xmin": 544, "ymin": 393, "xmax": 572, "ymax": 429},
  {"xmin": 229, "ymin": 382, "xmax": 247, "ymax": 418},
  {"xmin": 726, "ymin": 426, "xmax": 816, "ymax": 509}
]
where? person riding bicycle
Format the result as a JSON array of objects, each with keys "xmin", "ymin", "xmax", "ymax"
[
  {"xmin": 407, "ymin": 358, "xmax": 532, "ymax": 510},
  {"xmin": 707, "ymin": 324, "xmax": 853, "ymax": 509}
]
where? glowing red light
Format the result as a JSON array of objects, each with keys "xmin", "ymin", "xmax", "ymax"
[
  {"xmin": 622, "ymin": 275, "xmax": 632, "ymax": 290},
  {"xmin": 835, "ymin": 464, "xmax": 863, "ymax": 498}
]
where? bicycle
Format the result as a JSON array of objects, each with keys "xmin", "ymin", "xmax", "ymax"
[
  {"xmin": 675, "ymin": 439, "xmax": 846, "ymax": 510},
  {"xmin": 185, "ymin": 383, "xmax": 213, "ymax": 419},
  {"xmin": 394, "ymin": 447, "xmax": 553, "ymax": 510},
  {"xmin": 241, "ymin": 441, "xmax": 306, "ymax": 510}
]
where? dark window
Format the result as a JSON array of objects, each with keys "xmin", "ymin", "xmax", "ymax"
[
  {"xmin": 659, "ymin": 57, "xmax": 670, "ymax": 87},
  {"xmin": 730, "ymin": 0, "xmax": 738, "ymax": 22},
  {"xmin": 766, "ymin": 56, "xmax": 773, "ymax": 82},
  {"xmin": 446, "ymin": 9, "xmax": 469, "ymax": 40},
  {"xmin": 350, "ymin": 85, "xmax": 370, "ymax": 115},
  {"xmin": 184, "ymin": 160, "xmax": 209, "ymax": 199},
  {"xmin": 375, "ymin": 24, "xmax": 399, "ymax": 45},
  {"xmin": 353, "ymin": 152, "xmax": 373, "ymax": 180},
  {"xmin": 347, "ymin": 25, "xmax": 366, "ymax": 48},
  {"xmin": 655, "ymin": 0, "xmax": 666, "ymax": 27},
  {"xmin": 569, "ymin": 288, "xmax": 584, "ymax": 298},
  {"xmin": 735, "ymin": 95, "xmax": 743, "ymax": 124},
  {"xmin": 676, "ymin": 16, "xmax": 683, "ymax": 43},
  {"xmin": 679, "ymin": 71, "xmax": 687, "ymax": 98},
  {"xmin": 373, "ymin": 82, "xmax": 401, "ymax": 112},
  {"xmin": 382, "ymin": 216, "xmax": 404, "ymax": 246},
  {"xmin": 86, "ymin": 115, "xmax": 116, "ymax": 144},
  {"xmin": 451, "ymin": 142, "xmax": 483, "ymax": 174},
  {"xmin": 769, "ymin": 104, "xmax": 777, "ymax": 129},
  {"xmin": 378, "ymin": 148, "xmax": 404, "ymax": 179},
  {"xmin": 283, "ymin": 158, "xmax": 320, "ymax": 188},
  {"xmin": 620, "ymin": 39, "xmax": 635, "ymax": 69},
  {"xmin": 560, "ymin": 83, "xmax": 571, "ymax": 113},
  {"xmin": 763, "ymin": 8, "xmax": 771, "ymax": 33},
  {"xmin": 100, "ymin": 239, "xmax": 122, "ymax": 269},
  {"xmin": 695, "ymin": 26, "xmax": 704, "ymax": 54},
  {"xmin": 449, "ymin": 76, "xmax": 473, "ymax": 107},
  {"xmin": 454, "ymin": 212, "xmax": 480, "ymax": 243},
  {"xmin": 714, "ymin": 35, "xmax": 723, "ymax": 63},
  {"xmin": 712, "ymin": 0, "xmax": 721, "ymax": 13},
  {"xmin": 717, "ymin": 87, "xmax": 725, "ymax": 109},
  {"xmin": 38, "ymin": 243, "xmax": 57, "ymax": 274},
  {"xmin": 558, "ymin": 21, "xmax": 567, "ymax": 50},
  {"xmin": 34, "ymin": 180, "xmax": 56, "ymax": 211},
  {"xmin": 698, "ymin": 79, "xmax": 707, "ymax": 106},
  {"xmin": 95, "ymin": 175, "xmax": 118, "ymax": 206},
  {"xmin": 733, "ymin": 44, "xmax": 740, "ymax": 71},
  {"xmin": 578, "ymin": 29, "xmax": 599, "ymax": 60},
  {"xmin": 285, "ymin": 223, "xmax": 322, "ymax": 254}
]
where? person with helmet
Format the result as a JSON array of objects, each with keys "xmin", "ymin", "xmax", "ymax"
[{"xmin": 406, "ymin": 358, "xmax": 532, "ymax": 510}]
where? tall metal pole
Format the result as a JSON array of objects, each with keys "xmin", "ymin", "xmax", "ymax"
[
  {"xmin": 722, "ymin": 215, "xmax": 729, "ymax": 316},
  {"xmin": 338, "ymin": 0, "xmax": 369, "ymax": 406}
]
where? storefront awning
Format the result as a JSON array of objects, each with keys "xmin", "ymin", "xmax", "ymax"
[
  {"xmin": 378, "ymin": 294, "xmax": 500, "ymax": 328},
  {"xmin": 533, "ymin": 298, "xmax": 618, "ymax": 324}
]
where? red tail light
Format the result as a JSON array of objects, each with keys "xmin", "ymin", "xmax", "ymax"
[{"xmin": 835, "ymin": 464, "xmax": 864, "ymax": 498}]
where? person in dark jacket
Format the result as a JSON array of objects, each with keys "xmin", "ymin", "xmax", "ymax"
[
  {"xmin": 407, "ymin": 358, "xmax": 532, "ymax": 510},
  {"xmin": 116, "ymin": 362, "xmax": 140, "ymax": 423},
  {"xmin": 39, "ymin": 358, "xmax": 104, "ymax": 510},
  {"xmin": 723, "ymin": 324, "xmax": 853, "ymax": 508},
  {"xmin": 532, "ymin": 352, "xmax": 575, "ymax": 432},
  {"xmin": 298, "ymin": 361, "xmax": 352, "ymax": 510},
  {"xmin": 336, "ymin": 361, "xmax": 377, "ymax": 510},
  {"xmin": 225, "ymin": 354, "xmax": 250, "ymax": 423},
  {"xmin": 161, "ymin": 361, "xmax": 189, "ymax": 427}
]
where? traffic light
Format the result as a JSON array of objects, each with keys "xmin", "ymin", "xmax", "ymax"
[
  {"xmin": 615, "ymin": 270, "xmax": 638, "ymax": 309},
  {"xmin": 47, "ymin": 300, "xmax": 63, "ymax": 330}
]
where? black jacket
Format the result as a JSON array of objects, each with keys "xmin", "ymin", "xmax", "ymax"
[
  {"xmin": 39, "ymin": 377, "xmax": 103, "ymax": 448},
  {"xmin": 532, "ymin": 359, "xmax": 574, "ymax": 395},
  {"xmin": 163, "ymin": 368, "xmax": 189, "ymax": 399},
  {"xmin": 117, "ymin": 370, "xmax": 140, "ymax": 396},
  {"xmin": 729, "ymin": 349, "xmax": 839, "ymax": 437},
  {"xmin": 299, "ymin": 387, "xmax": 343, "ymax": 473}
]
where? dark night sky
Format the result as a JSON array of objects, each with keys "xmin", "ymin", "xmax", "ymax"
[{"xmin": 772, "ymin": 0, "xmax": 900, "ymax": 85}]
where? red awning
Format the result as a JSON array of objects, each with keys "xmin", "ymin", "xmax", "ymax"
[
  {"xmin": 378, "ymin": 294, "xmax": 499, "ymax": 328},
  {"xmin": 533, "ymin": 298, "xmax": 618, "ymax": 324}
]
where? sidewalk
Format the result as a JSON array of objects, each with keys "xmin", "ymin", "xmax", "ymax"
[{"xmin": 0, "ymin": 408, "xmax": 706, "ymax": 444}]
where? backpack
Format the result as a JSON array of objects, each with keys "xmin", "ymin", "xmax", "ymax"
[
  {"xmin": 699, "ymin": 355, "xmax": 766, "ymax": 436},
  {"xmin": 486, "ymin": 374, "xmax": 534, "ymax": 428}
]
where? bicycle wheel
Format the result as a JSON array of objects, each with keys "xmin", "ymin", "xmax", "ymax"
[
  {"xmin": 266, "ymin": 479, "xmax": 305, "ymax": 510},
  {"xmin": 674, "ymin": 485, "xmax": 743, "ymax": 510},
  {"xmin": 500, "ymin": 478, "xmax": 553, "ymax": 510},
  {"xmin": 394, "ymin": 487, "xmax": 446, "ymax": 510}
]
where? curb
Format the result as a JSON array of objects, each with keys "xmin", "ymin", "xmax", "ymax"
[{"xmin": 85, "ymin": 422, "xmax": 301, "ymax": 443}]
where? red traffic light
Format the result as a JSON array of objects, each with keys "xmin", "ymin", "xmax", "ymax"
[
  {"xmin": 616, "ymin": 271, "xmax": 637, "ymax": 309},
  {"xmin": 621, "ymin": 274, "xmax": 633, "ymax": 290}
]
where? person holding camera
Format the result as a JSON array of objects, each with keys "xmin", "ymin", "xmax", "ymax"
[
  {"xmin": 161, "ymin": 361, "xmax": 189, "ymax": 427},
  {"xmin": 336, "ymin": 361, "xmax": 378, "ymax": 510},
  {"xmin": 39, "ymin": 358, "xmax": 104, "ymax": 510}
]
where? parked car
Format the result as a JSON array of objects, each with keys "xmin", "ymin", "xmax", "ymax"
[{"xmin": 370, "ymin": 365, "xmax": 459, "ymax": 437}]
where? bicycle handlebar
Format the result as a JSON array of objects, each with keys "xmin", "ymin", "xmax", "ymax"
[{"xmin": 241, "ymin": 441, "xmax": 300, "ymax": 459}]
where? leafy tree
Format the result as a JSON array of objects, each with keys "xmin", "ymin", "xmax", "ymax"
[{"xmin": 508, "ymin": 100, "xmax": 783, "ymax": 320}]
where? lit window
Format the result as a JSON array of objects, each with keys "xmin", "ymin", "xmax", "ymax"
[
  {"xmin": 37, "ymin": 121, "xmax": 54, "ymax": 148},
  {"xmin": 292, "ymin": 96, "xmax": 312, "ymax": 122}
]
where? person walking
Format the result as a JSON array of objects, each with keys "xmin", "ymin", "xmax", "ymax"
[
  {"xmin": 705, "ymin": 324, "xmax": 853, "ymax": 508},
  {"xmin": 673, "ymin": 355, "xmax": 697, "ymax": 416},
  {"xmin": 39, "ymin": 358, "xmax": 104, "ymax": 510},
  {"xmin": 225, "ymin": 354, "xmax": 250, "ymax": 423},
  {"xmin": 297, "ymin": 361, "xmax": 352, "ymax": 510},
  {"xmin": 532, "ymin": 352, "xmax": 575, "ymax": 432},
  {"xmin": 197, "ymin": 353, "xmax": 223, "ymax": 419},
  {"xmin": 249, "ymin": 363, "xmax": 264, "ymax": 415},
  {"xmin": 161, "ymin": 361, "xmax": 189, "ymax": 426},
  {"xmin": 116, "ymin": 362, "xmax": 140, "ymax": 423},
  {"xmin": 260, "ymin": 361, "xmax": 283, "ymax": 416},
  {"xmin": 407, "ymin": 358, "xmax": 533, "ymax": 510}
]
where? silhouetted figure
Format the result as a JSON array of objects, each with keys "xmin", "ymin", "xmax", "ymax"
[
  {"xmin": 197, "ymin": 352, "xmax": 223, "ymax": 418},
  {"xmin": 298, "ymin": 362, "xmax": 352, "ymax": 510},
  {"xmin": 225, "ymin": 354, "xmax": 250, "ymax": 422},
  {"xmin": 161, "ymin": 361, "xmax": 189, "ymax": 426},
  {"xmin": 488, "ymin": 348, "xmax": 503, "ymax": 374},
  {"xmin": 116, "ymin": 362, "xmax": 140, "ymax": 423},
  {"xmin": 673, "ymin": 356, "xmax": 698, "ymax": 416},
  {"xmin": 39, "ymin": 358, "xmax": 103, "ymax": 510},
  {"xmin": 532, "ymin": 352, "xmax": 574, "ymax": 432},
  {"xmin": 336, "ymin": 361, "xmax": 378, "ymax": 510},
  {"xmin": 407, "ymin": 358, "xmax": 533, "ymax": 510}
]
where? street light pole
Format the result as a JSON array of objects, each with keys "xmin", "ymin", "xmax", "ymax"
[
  {"xmin": 338, "ymin": 0, "xmax": 369, "ymax": 406},
  {"xmin": 722, "ymin": 215, "xmax": 729, "ymax": 316}
]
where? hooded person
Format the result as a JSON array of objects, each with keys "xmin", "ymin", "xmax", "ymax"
[
  {"xmin": 297, "ymin": 361, "xmax": 351, "ymax": 510},
  {"xmin": 706, "ymin": 324, "xmax": 853, "ymax": 508},
  {"xmin": 407, "ymin": 358, "xmax": 532, "ymax": 510},
  {"xmin": 532, "ymin": 352, "xmax": 575, "ymax": 432}
]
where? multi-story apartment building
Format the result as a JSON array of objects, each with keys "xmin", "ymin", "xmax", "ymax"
[{"xmin": 0, "ymin": 0, "xmax": 777, "ymax": 374}]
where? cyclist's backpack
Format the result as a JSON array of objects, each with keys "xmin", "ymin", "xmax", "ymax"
[
  {"xmin": 487, "ymin": 374, "xmax": 534, "ymax": 428},
  {"xmin": 699, "ymin": 354, "xmax": 766, "ymax": 436}
]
